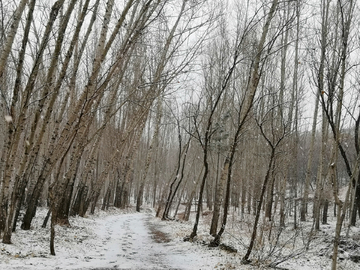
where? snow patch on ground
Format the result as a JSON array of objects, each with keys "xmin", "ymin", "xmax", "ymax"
[{"xmin": 0, "ymin": 206, "xmax": 359, "ymax": 270}]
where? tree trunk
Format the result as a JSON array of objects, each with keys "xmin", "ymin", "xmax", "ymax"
[
  {"xmin": 0, "ymin": 0, "xmax": 28, "ymax": 78},
  {"xmin": 301, "ymin": 91, "xmax": 320, "ymax": 221},
  {"xmin": 242, "ymin": 148, "xmax": 276, "ymax": 263},
  {"xmin": 265, "ymin": 161, "xmax": 276, "ymax": 221},
  {"xmin": 314, "ymin": 114, "xmax": 328, "ymax": 230},
  {"xmin": 210, "ymin": 157, "xmax": 229, "ymax": 235},
  {"xmin": 322, "ymin": 199, "xmax": 328, "ymax": 224},
  {"xmin": 279, "ymin": 173, "xmax": 287, "ymax": 227},
  {"xmin": 350, "ymin": 182, "xmax": 360, "ymax": 226}
]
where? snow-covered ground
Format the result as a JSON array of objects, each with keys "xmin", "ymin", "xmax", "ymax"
[
  {"xmin": 0, "ymin": 207, "xmax": 243, "ymax": 270},
  {"xmin": 0, "ymin": 206, "xmax": 359, "ymax": 269}
]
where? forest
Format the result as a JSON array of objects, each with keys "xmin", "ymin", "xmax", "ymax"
[{"xmin": 0, "ymin": 0, "xmax": 359, "ymax": 269}]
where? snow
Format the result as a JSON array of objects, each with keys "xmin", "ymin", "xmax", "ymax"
[
  {"xmin": 4, "ymin": 115, "xmax": 13, "ymax": 123},
  {"xmin": 0, "ymin": 208, "xmax": 238, "ymax": 270},
  {"xmin": 0, "ymin": 206, "xmax": 359, "ymax": 270}
]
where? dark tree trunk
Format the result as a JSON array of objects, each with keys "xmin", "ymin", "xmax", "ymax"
[
  {"xmin": 265, "ymin": 162, "xmax": 276, "ymax": 221},
  {"xmin": 58, "ymin": 154, "xmax": 82, "ymax": 221},
  {"xmin": 163, "ymin": 134, "xmax": 190, "ymax": 220},
  {"xmin": 90, "ymin": 192, "xmax": 101, "ymax": 214},
  {"xmin": 12, "ymin": 184, "xmax": 26, "ymax": 232},
  {"xmin": 114, "ymin": 180, "xmax": 122, "ymax": 208},
  {"xmin": 322, "ymin": 199, "xmax": 328, "ymax": 224},
  {"xmin": 70, "ymin": 184, "xmax": 89, "ymax": 216},
  {"xmin": 70, "ymin": 184, "xmax": 84, "ymax": 216},
  {"xmin": 206, "ymin": 177, "xmax": 213, "ymax": 211},
  {"xmin": 136, "ymin": 183, "xmax": 145, "ymax": 212},
  {"xmin": 57, "ymin": 182, "xmax": 75, "ymax": 225},
  {"xmin": 163, "ymin": 142, "xmax": 189, "ymax": 220},
  {"xmin": 42, "ymin": 209, "xmax": 51, "ymax": 228},
  {"xmin": 21, "ymin": 166, "xmax": 49, "ymax": 230},
  {"xmin": 3, "ymin": 174, "xmax": 25, "ymax": 242},
  {"xmin": 189, "ymin": 152, "xmax": 209, "ymax": 239},
  {"xmin": 350, "ymin": 183, "xmax": 360, "ymax": 226},
  {"xmin": 102, "ymin": 185, "xmax": 112, "ymax": 211},
  {"xmin": 120, "ymin": 183, "xmax": 129, "ymax": 209},
  {"xmin": 184, "ymin": 194, "xmax": 193, "ymax": 221},
  {"xmin": 78, "ymin": 186, "xmax": 89, "ymax": 217},
  {"xmin": 50, "ymin": 208, "xmax": 57, "ymax": 255}
]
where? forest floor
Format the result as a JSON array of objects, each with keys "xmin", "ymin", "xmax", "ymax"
[
  {"xmin": 0, "ymin": 206, "xmax": 359, "ymax": 269},
  {"xmin": 0, "ymin": 207, "xmax": 253, "ymax": 270}
]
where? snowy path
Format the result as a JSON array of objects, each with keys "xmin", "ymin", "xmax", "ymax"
[
  {"xmin": 89, "ymin": 211, "xmax": 218, "ymax": 270},
  {"xmin": 0, "ymin": 209, "xmax": 222, "ymax": 270}
]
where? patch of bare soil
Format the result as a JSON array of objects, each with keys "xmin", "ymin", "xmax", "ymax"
[{"xmin": 148, "ymin": 221, "xmax": 171, "ymax": 243}]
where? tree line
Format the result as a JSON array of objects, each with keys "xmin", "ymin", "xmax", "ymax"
[{"xmin": 0, "ymin": 0, "xmax": 359, "ymax": 268}]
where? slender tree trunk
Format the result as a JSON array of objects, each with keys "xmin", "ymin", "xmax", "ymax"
[
  {"xmin": 136, "ymin": 100, "xmax": 162, "ymax": 212},
  {"xmin": 210, "ymin": 158, "xmax": 229, "ymax": 235},
  {"xmin": 279, "ymin": 172, "xmax": 288, "ymax": 227},
  {"xmin": 265, "ymin": 161, "xmax": 276, "ymax": 221},
  {"xmin": 183, "ymin": 167, "xmax": 203, "ymax": 221},
  {"xmin": 301, "ymin": 91, "xmax": 320, "ymax": 221},
  {"xmin": 165, "ymin": 140, "xmax": 190, "ymax": 219},
  {"xmin": 163, "ymin": 122, "xmax": 184, "ymax": 219},
  {"xmin": 0, "ymin": 0, "xmax": 28, "ymax": 78},
  {"xmin": 242, "ymin": 148, "xmax": 276, "ymax": 263},
  {"xmin": 314, "ymin": 114, "xmax": 328, "ymax": 231}
]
